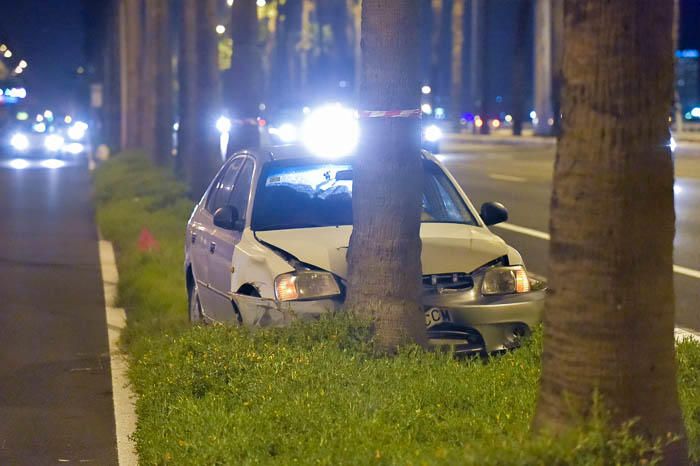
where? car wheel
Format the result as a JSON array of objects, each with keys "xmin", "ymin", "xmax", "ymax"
[{"xmin": 188, "ymin": 282, "xmax": 204, "ymax": 324}]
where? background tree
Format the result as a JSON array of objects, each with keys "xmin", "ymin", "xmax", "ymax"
[
  {"xmin": 533, "ymin": 1, "xmax": 687, "ymax": 463},
  {"xmin": 226, "ymin": 0, "xmax": 262, "ymax": 154},
  {"xmin": 121, "ymin": 0, "xmax": 143, "ymax": 149},
  {"xmin": 511, "ymin": 0, "xmax": 531, "ymax": 136},
  {"xmin": 178, "ymin": 0, "xmax": 221, "ymax": 197},
  {"xmin": 346, "ymin": 0, "xmax": 427, "ymax": 351},
  {"xmin": 142, "ymin": 0, "xmax": 173, "ymax": 165}
]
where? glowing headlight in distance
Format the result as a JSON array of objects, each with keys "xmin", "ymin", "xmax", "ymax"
[
  {"xmin": 10, "ymin": 132, "xmax": 29, "ymax": 151},
  {"xmin": 276, "ymin": 122, "xmax": 298, "ymax": 143},
  {"xmin": 44, "ymin": 134, "xmax": 65, "ymax": 152},
  {"xmin": 424, "ymin": 124, "xmax": 442, "ymax": 143},
  {"xmin": 302, "ymin": 104, "xmax": 359, "ymax": 158},
  {"xmin": 64, "ymin": 142, "xmax": 85, "ymax": 155},
  {"xmin": 67, "ymin": 122, "xmax": 88, "ymax": 140},
  {"xmin": 274, "ymin": 271, "xmax": 341, "ymax": 301},
  {"xmin": 216, "ymin": 116, "xmax": 231, "ymax": 134},
  {"xmin": 481, "ymin": 266, "xmax": 530, "ymax": 295},
  {"xmin": 669, "ymin": 136, "xmax": 677, "ymax": 153}
]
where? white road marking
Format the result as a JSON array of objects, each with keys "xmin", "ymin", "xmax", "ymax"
[
  {"xmin": 673, "ymin": 264, "xmax": 700, "ymax": 279},
  {"xmin": 495, "ymin": 222, "xmax": 551, "ymax": 240},
  {"xmin": 488, "ymin": 173, "xmax": 528, "ymax": 183},
  {"xmin": 98, "ymin": 239, "xmax": 138, "ymax": 466},
  {"xmin": 494, "ymin": 222, "xmax": 700, "ymax": 280}
]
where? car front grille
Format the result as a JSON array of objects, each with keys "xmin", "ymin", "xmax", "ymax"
[{"xmin": 422, "ymin": 272, "xmax": 474, "ymax": 293}]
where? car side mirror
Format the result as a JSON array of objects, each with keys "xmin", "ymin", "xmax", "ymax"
[
  {"xmin": 213, "ymin": 206, "xmax": 240, "ymax": 230},
  {"xmin": 480, "ymin": 202, "xmax": 508, "ymax": 226}
]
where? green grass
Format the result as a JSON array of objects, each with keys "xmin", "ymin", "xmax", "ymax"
[{"xmin": 95, "ymin": 152, "xmax": 700, "ymax": 465}]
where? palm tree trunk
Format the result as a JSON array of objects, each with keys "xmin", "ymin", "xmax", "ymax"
[
  {"xmin": 346, "ymin": 0, "xmax": 427, "ymax": 351},
  {"xmin": 179, "ymin": 0, "xmax": 221, "ymax": 198},
  {"xmin": 450, "ymin": 0, "xmax": 464, "ymax": 120},
  {"xmin": 142, "ymin": 0, "xmax": 173, "ymax": 165},
  {"xmin": 511, "ymin": 0, "xmax": 531, "ymax": 136},
  {"xmin": 104, "ymin": 0, "xmax": 122, "ymax": 152},
  {"xmin": 533, "ymin": 1, "xmax": 687, "ymax": 463},
  {"xmin": 121, "ymin": 0, "xmax": 144, "ymax": 149},
  {"xmin": 227, "ymin": 0, "xmax": 262, "ymax": 155}
]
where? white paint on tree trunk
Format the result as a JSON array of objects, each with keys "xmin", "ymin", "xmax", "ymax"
[{"xmin": 99, "ymin": 238, "xmax": 138, "ymax": 466}]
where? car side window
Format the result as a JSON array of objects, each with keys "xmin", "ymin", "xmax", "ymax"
[
  {"xmin": 206, "ymin": 157, "xmax": 244, "ymax": 214},
  {"xmin": 227, "ymin": 160, "xmax": 255, "ymax": 230}
]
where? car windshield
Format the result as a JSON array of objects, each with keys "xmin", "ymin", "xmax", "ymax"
[{"xmin": 251, "ymin": 159, "xmax": 478, "ymax": 231}]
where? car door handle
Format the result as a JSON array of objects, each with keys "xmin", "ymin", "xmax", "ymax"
[
  {"xmin": 209, "ymin": 242, "xmax": 216, "ymax": 254},
  {"xmin": 191, "ymin": 233, "xmax": 197, "ymax": 244}
]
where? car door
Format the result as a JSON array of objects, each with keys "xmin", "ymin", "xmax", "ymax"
[
  {"xmin": 207, "ymin": 157, "xmax": 256, "ymax": 321},
  {"xmin": 197, "ymin": 157, "xmax": 245, "ymax": 317}
]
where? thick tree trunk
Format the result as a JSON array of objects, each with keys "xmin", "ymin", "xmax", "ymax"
[
  {"xmin": 346, "ymin": 0, "xmax": 427, "ymax": 351},
  {"xmin": 227, "ymin": 0, "xmax": 262, "ymax": 155},
  {"xmin": 143, "ymin": 0, "xmax": 173, "ymax": 165},
  {"xmin": 103, "ymin": 0, "xmax": 122, "ymax": 152},
  {"xmin": 179, "ymin": 0, "xmax": 221, "ymax": 198},
  {"xmin": 534, "ymin": 1, "xmax": 687, "ymax": 464},
  {"xmin": 121, "ymin": 0, "xmax": 143, "ymax": 149}
]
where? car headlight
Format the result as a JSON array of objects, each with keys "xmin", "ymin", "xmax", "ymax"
[
  {"xmin": 67, "ymin": 123, "xmax": 87, "ymax": 141},
  {"xmin": 44, "ymin": 134, "xmax": 65, "ymax": 152},
  {"xmin": 10, "ymin": 132, "xmax": 29, "ymax": 151},
  {"xmin": 481, "ymin": 266, "xmax": 531, "ymax": 295},
  {"xmin": 424, "ymin": 124, "xmax": 442, "ymax": 143},
  {"xmin": 274, "ymin": 271, "xmax": 341, "ymax": 301}
]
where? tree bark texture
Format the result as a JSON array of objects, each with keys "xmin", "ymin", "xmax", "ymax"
[
  {"xmin": 227, "ymin": 0, "xmax": 262, "ymax": 155},
  {"xmin": 511, "ymin": 0, "xmax": 531, "ymax": 136},
  {"xmin": 179, "ymin": 0, "xmax": 221, "ymax": 198},
  {"xmin": 143, "ymin": 0, "xmax": 173, "ymax": 165},
  {"xmin": 121, "ymin": 0, "xmax": 144, "ymax": 149},
  {"xmin": 450, "ymin": 0, "xmax": 464, "ymax": 119},
  {"xmin": 533, "ymin": 1, "xmax": 687, "ymax": 464},
  {"xmin": 346, "ymin": 0, "xmax": 428, "ymax": 351}
]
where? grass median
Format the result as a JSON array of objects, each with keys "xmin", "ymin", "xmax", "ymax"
[{"xmin": 95, "ymin": 152, "xmax": 700, "ymax": 465}]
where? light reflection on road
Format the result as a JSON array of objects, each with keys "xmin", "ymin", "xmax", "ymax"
[{"xmin": 0, "ymin": 157, "xmax": 76, "ymax": 170}]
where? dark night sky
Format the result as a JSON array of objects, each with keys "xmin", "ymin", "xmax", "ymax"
[
  {"xmin": 0, "ymin": 0, "xmax": 697, "ymax": 117},
  {"xmin": 0, "ymin": 0, "xmax": 85, "ymax": 115}
]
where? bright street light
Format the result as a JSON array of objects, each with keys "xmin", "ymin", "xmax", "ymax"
[
  {"xmin": 19, "ymin": 59, "xmax": 27, "ymax": 68},
  {"xmin": 4, "ymin": 49, "xmax": 12, "ymax": 58},
  {"xmin": 216, "ymin": 24, "xmax": 226, "ymax": 35}
]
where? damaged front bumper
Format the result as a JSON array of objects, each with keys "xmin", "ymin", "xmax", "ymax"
[
  {"xmin": 232, "ymin": 286, "xmax": 543, "ymax": 355},
  {"xmin": 233, "ymin": 293, "xmax": 342, "ymax": 328},
  {"xmin": 424, "ymin": 289, "xmax": 544, "ymax": 354}
]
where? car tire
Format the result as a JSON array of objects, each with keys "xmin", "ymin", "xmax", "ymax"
[{"xmin": 188, "ymin": 282, "xmax": 205, "ymax": 324}]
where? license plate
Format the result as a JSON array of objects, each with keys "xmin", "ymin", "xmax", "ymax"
[{"xmin": 425, "ymin": 307, "xmax": 451, "ymax": 328}]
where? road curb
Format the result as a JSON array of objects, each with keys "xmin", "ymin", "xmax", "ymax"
[{"xmin": 98, "ymin": 238, "xmax": 138, "ymax": 466}]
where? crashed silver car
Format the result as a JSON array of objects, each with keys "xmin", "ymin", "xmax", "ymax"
[{"xmin": 185, "ymin": 146, "xmax": 543, "ymax": 354}]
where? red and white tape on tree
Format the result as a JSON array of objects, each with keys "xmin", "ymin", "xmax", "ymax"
[{"xmin": 359, "ymin": 109, "xmax": 422, "ymax": 119}]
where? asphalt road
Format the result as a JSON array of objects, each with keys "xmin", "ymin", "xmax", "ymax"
[
  {"xmin": 0, "ymin": 156, "xmax": 117, "ymax": 465},
  {"xmin": 440, "ymin": 137, "xmax": 700, "ymax": 331}
]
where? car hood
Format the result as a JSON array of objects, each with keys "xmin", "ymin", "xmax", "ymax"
[{"xmin": 255, "ymin": 223, "xmax": 508, "ymax": 279}]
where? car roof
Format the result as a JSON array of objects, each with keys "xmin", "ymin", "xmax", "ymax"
[{"xmin": 235, "ymin": 144, "xmax": 439, "ymax": 165}]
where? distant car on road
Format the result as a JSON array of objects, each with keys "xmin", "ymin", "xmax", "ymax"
[
  {"xmin": 3, "ymin": 120, "xmax": 88, "ymax": 159},
  {"xmin": 185, "ymin": 146, "xmax": 544, "ymax": 354}
]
